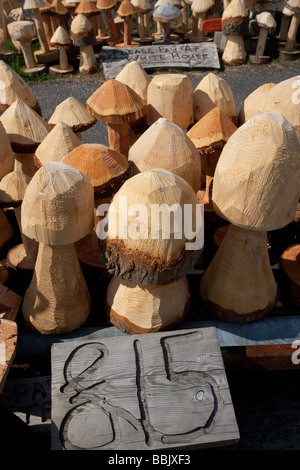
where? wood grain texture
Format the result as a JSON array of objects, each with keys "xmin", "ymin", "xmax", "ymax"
[
  {"xmin": 51, "ymin": 327, "xmax": 239, "ymax": 450},
  {"xmin": 0, "ymin": 319, "xmax": 17, "ymax": 393},
  {"xmin": 0, "ymin": 285, "xmax": 22, "ymax": 321}
]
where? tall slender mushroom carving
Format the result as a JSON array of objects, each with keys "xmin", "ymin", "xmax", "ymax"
[
  {"xmin": 115, "ymin": 0, "xmax": 138, "ymax": 47},
  {"xmin": 200, "ymin": 111, "xmax": 300, "ymax": 322},
  {"xmin": 152, "ymin": 2, "xmax": 182, "ymax": 44},
  {"xmin": 221, "ymin": 0, "xmax": 248, "ymax": 66},
  {"xmin": 49, "ymin": 25, "xmax": 74, "ymax": 74},
  {"xmin": 70, "ymin": 13, "xmax": 99, "ymax": 74},
  {"xmin": 279, "ymin": 0, "xmax": 300, "ymax": 59},
  {"xmin": 86, "ymin": 79, "xmax": 147, "ymax": 157},
  {"xmin": 21, "ymin": 161, "xmax": 95, "ymax": 334},
  {"xmin": 96, "ymin": 0, "xmax": 121, "ymax": 44},
  {"xmin": 249, "ymin": 11, "xmax": 276, "ymax": 64},
  {"xmin": 190, "ymin": 0, "xmax": 215, "ymax": 43}
]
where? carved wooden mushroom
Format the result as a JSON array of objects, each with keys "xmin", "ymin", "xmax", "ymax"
[
  {"xmin": 23, "ymin": 0, "xmax": 58, "ymax": 64},
  {"xmin": 0, "ymin": 121, "xmax": 14, "ymax": 180},
  {"xmin": 128, "ymin": 117, "xmax": 202, "ymax": 192},
  {"xmin": 238, "ymin": 82, "xmax": 275, "ymax": 125},
  {"xmin": 152, "ymin": 2, "xmax": 182, "ymax": 44},
  {"xmin": 61, "ymin": 143, "xmax": 130, "ymax": 268},
  {"xmin": 34, "ymin": 121, "xmax": 81, "ymax": 167},
  {"xmin": 0, "ymin": 98, "xmax": 52, "ymax": 270},
  {"xmin": 0, "ymin": 61, "xmax": 41, "ymax": 115},
  {"xmin": 279, "ymin": 0, "xmax": 300, "ymax": 59},
  {"xmin": 187, "ymin": 106, "xmax": 237, "ymax": 210},
  {"xmin": 131, "ymin": 0, "xmax": 153, "ymax": 44},
  {"xmin": 146, "ymin": 73, "xmax": 194, "ymax": 130},
  {"xmin": 48, "ymin": 96, "xmax": 97, "ymax": 140},
  {"xmin": 75, "ymin": 0, "xmax": 104, "ymax": 45},
  {"xmin": 259, "ymin": 76, "xmax": 300, "ymax": 138},
  {"xmin": 86, "ymin": 79, "xmax": 147, "ymax": 157},
  {"xmin": 96, "ymin": 0, "xmax": 121, "ymax": 44},
  {"xmin": 153, "ymin": 0, "xmax": 182, "ymax": 41},
  {"xmin": 221, "ymin": 0, "xmax": 249, "ymax": 65},
  {"xmin": 70, "ymin": 13, "xmax": 99, "ymax": 74},
  {"xmin": 200, "ymin": 111, "xmax": 300, "ymax": 322},
  {"xmin": 115, "ymin": 0, "xmax": 138, "ymax": 47},
  {"xmin": 103, "ymin": 168, "xmax": 203, "ymax": 285},
  {"xmin": 21, "ymin": 161, "xmax": 95, "ymax": 334},
  {"xmin": 49, "ymin": 25, "xmax": 74, "ymax": 74},
  {"xmin": 193, "ymin": 72, "xmax": 237, "ymax": 124},
  {"xmin": 190, "ymin": 0, "xmax": 215, "ymax": 43},
  {"xmin": 103, "ymin": 168, "xmax": 203, "ymax": 333},
  {"xmin": 249, "ymin": 11, "xmax": 276, "ymax": 63},
  {"xmin": 7, "ymin": 21, "xmax": 46, "ymax": 75}
]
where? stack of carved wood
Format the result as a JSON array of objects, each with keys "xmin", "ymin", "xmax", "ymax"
[
  {"xmin": 0, "ymin": 60, "xmax": 298, "ymax": 374},
  {"xmin": 0, "ymin": 0, "xmax": 299, "ymax": 76}
]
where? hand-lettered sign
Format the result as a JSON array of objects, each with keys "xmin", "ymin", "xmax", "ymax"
[
  {"xmin": 100, "ymin": 43, "xmax": 221, "ymax": 79},
  {"xmin": 51, "ymin": 327, "xmax": 239, "ymax": 450}
]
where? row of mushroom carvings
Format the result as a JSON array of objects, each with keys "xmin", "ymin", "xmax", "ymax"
[
  {"xmin": 0, "ymin": 59, "xmax": 299, "ymax": 336},
  {"xmin": 0, "ymin": 0, "xmax": 299, "ymax": 75}
]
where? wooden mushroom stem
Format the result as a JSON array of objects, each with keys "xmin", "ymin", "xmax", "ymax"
[
  {"xmin": 123, "ymin": 15, "xmax": 133, "ymax": 45},
  {"xmin": 58, "ymin": 45, "xmax": 69, "ymax": 70},
  {"xmin": 285, "ymin": 12, "xmax": 300, "ymax": 51},
  {"xmin": 200, "ymin": 224, "xmax": 278, "ymax": 321},
  {"xmin": 32, "ymin": 8, "xmax": 49, "ymax": 53},
  {"xmin": 79, "ymin": 45, "xmax": 98, "ymax": 73},
  {"xmin": 22, "ymin": 242, "xmax": 91, "ymax": 334},
  {"xmin": 13, "ymin": 205, "xmax": 39, "ymax": 265},
  {"xmin": 192, "ymin": 12, "xmax": 206, "ymax": 41},
  {"xmin": 107, "ymin": 121, "xmax": 130, "ymax": 156},
  {"xmin": 106, "ymin": 9, "xmax": 120, "ymax": 42}
]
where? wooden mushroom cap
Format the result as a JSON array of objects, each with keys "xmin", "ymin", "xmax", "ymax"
[
  {"xmin": 71, "ymin": 13, "xmax": 95, "ymax": 46},
  {"xmin": 34, "ymin": 121, "xmax": 82, "ymax": 167},
  {"xmin": 128, "ymin": 117, "xmax": 202, "ymax": 192},
  {"xmin": 256, "ymin": 11, "xmax": 277, "ymax": 29},
  {"xmin": 104, "ymin": 168, "xmax": 203, "ymax": 285},
  {"xmin": 48, "ymin": 96, "xmax": 96, "ymax": 133},
  {"xmin": 0, "ymin": 61, "xmax": 40, "ymax": 114},
  {"xmin": 212, "ymin": 111, "xmax": 300, "ymax": 231},
  {"xmin": 23, "ymin": 0, "xmax": 47, "ymax": 9},
  {"xmin": 238, "ymin": 83, "xmax": 276, "ymax": 125},
  {"xmin": 61, "ymin": 143, "xmax": 130, "ymax": 198},
  {"xmin": 75, "ymin": 0, "xmax": 100, "ymax": 16},
  {"xmin": 154, "ymin": 0, "xmax": 182, "ymax": 9},
  {"xmin": 50, "ymin": 25, "xmax": 72, "ymax": 46},
  {"xmin": 259, "ymin": 76, "xmax": 300, "ymax": 138},
  {"xmin": 193, "ymin": 72, "xmax": 237, "ymax": 124},
  {"xmin": 86, "ymin": 79, "xmax": 147, "ymax": 124},
  {"xmin": 153, "ymin": 2, "xmax": 182, "ymax": 21},
  {"xmin": 41, "ymin": 0, "xmax": 69, "ymax": 15},
  {"xmin": 222, "ymin": 0, "xmax": 249, "ymax": 35},
  {"xmin": 187, "ymin": 106, "xmax": 237, "ymax": 153},
  {"xmin": 21, "ymin": 161, "xmax": 95, "ymax": 245},
  {"xmin": 96, "ymin": 0, "xmax": 117, "ymax": 9},
  {"xmin": 117, "ymin": 0, "xmax": 137, "ymax": 17},
  {"xmin": 131, "ymin": 0, "xmax": 152, "ymax": 12},
  {"xmin": 0, "ymin": 98, "xmax": 52, "ymax": 153},
  {"xmin": 115, "ymin": 61, "xmax": 151, "ymax": 103}
]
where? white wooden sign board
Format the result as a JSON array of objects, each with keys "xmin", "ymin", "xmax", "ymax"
[
  {"xmin": 51, "ymin": 326, "xmax": 239, "ymax": 450},
  {"xmin": 100, "ymin": 42, "xmax": 221, "ymax": 79}
]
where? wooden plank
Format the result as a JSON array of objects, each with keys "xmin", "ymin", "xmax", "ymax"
[
  {"xmin": 0, "ymin": 319, "xmax": 17, "ymax": 394},
  {"xmin": 51, "ymin": 326, "xmax": 239, "ymax": 450},
  {"xmin": 100, "ymin": 42, "xmax": 220, "ymax": 79},
  {"xmin": 0, "ymin": 285, "xmax": 22, "ymax": 322},
  {"xmin": 0, "ymin": 375, "xmax": 51, "ymax": 432}
]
